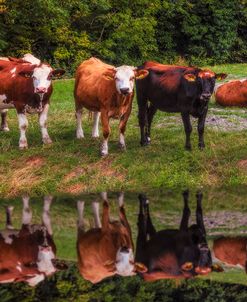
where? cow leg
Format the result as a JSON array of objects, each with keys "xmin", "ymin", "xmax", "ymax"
[
  {"xmin": 118, "ymin": 192, "xmax": 124, "ymax": 207},
  {"xmin": 42, "ymin": 196, "xmax": 53, "ymax": 235},
  {"xmin": 179, "ymin": 190, "xmax": 191, "ymax": 231},
  {"xmin": 197, "ymin": 108, "xmax": 208, "ymax": 150},
  {"xmin": 5, "ymin": 206, "xmax": 14, "ymax": 229},
  {"xmin": 144, "ymin": 197, "xmax": 156, "ymax": 238},
  {"xmin": 22, "ymin": 195, "xmax": 32, "ymax": 225},
  {"xmin": 77, "ymin": 200, "xmax": 85, "ymax": 233},
  {"xmin": 17, "ymin": 113, "xmax": 28, "ymax": 149},
  {"xmin": 1, "ymin": 110, "xmax": 9, "ymax": 132},
  {"xmin": 100, "ymin": 110, "xmax": 110, "ymax": 156},
  {"xmin": 100, "ymin": 192, "xmax": 108, "ymax": 201},
  {"xmin": 146, "ymin": 104, "xmax": 157, "ymax": 144},
  {"xmin": 91, "ymin": 200, "xmax": 102, "ymax": 228},
  {"xmin": 39, "ymin": 103, "xmax": 52, "ymax": 145},
  {"xmin": 138, "ymin": 102, "xmax": 149, "ymax": 146},
  {"xmin": 102, "ymin": 200, "xmax": 110, "ymax": 232},
  {"xmin": 76, "ymin": 106, "xmax": 84, "ymax": 139},
  {"xmin": 118, "ymin": 104, "xmax": 132, "ymax": 150},
  {"xmin": 92, "ymin": 112, "xmax": 100, "ymax": 138},
  {"xmin": 181, "ymin": 112, "xmax": 192, "ymax": 150},
  {"xmin": 195, "ymin": 191, "xmax": 206, "ymax": 236}
]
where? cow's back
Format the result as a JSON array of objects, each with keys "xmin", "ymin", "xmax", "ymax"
[
  {"xmin": 215, "ymin": 80, "xmax": 247, "ymax": 106},
  {"xmin": 213, "ymin": 237, "xmax": 247, "ymax": 267}
]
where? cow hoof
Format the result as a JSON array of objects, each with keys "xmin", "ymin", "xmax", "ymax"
[
  {"xmin": 76, "ymin": 131, "xmax": 84, "ymax": 139},
  {"xmin": 198, "ymin": 144, "xmax": 205, "ymax": 150},
  {"xmin": 92, "ymin": 134, "xmax": 99, "ymax": 139},
  {"xmin": 185, "ymin": 145, "xmax": 192, "ymax": 151},
  {"xmin": 118, "ymin": 142, "xmax": 126, "ymax": 151},
  {"xmin": 140, "ymin": 141, "xmax": 149, "ymax": 147},
  {"xmin": 100, "ymin": 149, "xmax": 108, "ymax": 157},
  {"xmin": 19, "ymin": 141, "xmax": 28, "ymax": 150},
  {"xmin": 43, "ymin": 137, "xmax": 53, "ymax": 145},
  {"xmin": 1, "ymin": 126, "xmax": 9, "ymax": 132}
]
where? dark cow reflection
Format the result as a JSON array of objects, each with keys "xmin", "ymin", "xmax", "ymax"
[
  {"xmin": 213, "ymin": 237, "xmax": 247, "ymax": 273},
  {"xmin": 76, "ymin": 193, "xmax": 146, "ymax": 284},
  {"xmin": 135, "ymin": 190, "xmax": 213, "ymax": 281},
  {"xmin": 0, "ymin": 196, "xmax": 67, "ymax": 286}
]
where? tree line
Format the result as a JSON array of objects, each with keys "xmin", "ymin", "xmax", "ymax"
[{"xmin": 0, "ymin": 0, "xmax": 246, "ymax": 75}]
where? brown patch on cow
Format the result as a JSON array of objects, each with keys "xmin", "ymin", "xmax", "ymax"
[
  {"xmin": 4, "ymin": 156, "xmax": 45, "ymax": 197},
  {"xmin": 237, "ymin": 159, "xmax": 247, "ymax": 172}
]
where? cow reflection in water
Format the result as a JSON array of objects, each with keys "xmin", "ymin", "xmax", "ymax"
[
  {"xmin": 135, "ymin": 191, "xmax": 213, "ymax": 281},
  {"xmin": 0, "ymin": 196, "xmax": 67, "ymax": 286},
  {"xmin": 77, "ymin": 193, "xmax": 146, "ymax": 284},
  {"xmin": 213, "ymin": 237, "xmax": 247, "ymax": 273}
]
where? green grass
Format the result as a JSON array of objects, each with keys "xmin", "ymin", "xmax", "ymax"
[{"xmin": 0, "ymin": 64, "xmax": 247, "ymax": 197}]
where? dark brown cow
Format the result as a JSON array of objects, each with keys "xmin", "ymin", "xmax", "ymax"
[
  {"xmin": 76, "ymin": 194, "xmax": 146, "ymax": 283},
  {"xmin": 215, "ymin": 79, "xmax": 247, "ymax": 107},
  {"xmin": 74, "ymin": 57, "xmax": 148, "ymax": 156},
  {"xmin": 136, "ymin": 61, "xmax": 227, "ymax": 150},
  {"xmin": 135, "ymin": 191, "xmax": 213, "ymax": 281},
  {"xmin": 0, "ymin": 54, "xmax": 64, "ymax": 149},
  {"xmin": 213, "ymin": 237, "xmax": 247, "ymax": 272},
  {"xmin": 0, "ymin": 196, "xmax": 67, "ymax": 286}
]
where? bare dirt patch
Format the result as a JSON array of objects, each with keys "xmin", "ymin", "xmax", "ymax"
[{"xmin": 237, "ymin": 159, "xmax": 247, "ymax": 172}]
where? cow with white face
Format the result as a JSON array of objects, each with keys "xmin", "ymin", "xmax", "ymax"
[
  {"xmin": 76, "ymin": 193, "xmax": 147, "ymax": 283},
  {"xmin": 0, "ymin": 54, "xmax": 65, "ymax": 149},
  {"xmin": 74, "ymin": 57, "xmax": 148, "ymax": 156},
  {"xmin": 0, "ymin": 196, "xmax": 67, "ymax": 286}
]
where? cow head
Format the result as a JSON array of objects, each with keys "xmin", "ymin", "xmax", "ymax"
[
  {"xmin": 18, "ymin": 64, "xmax": 65, "ymax": 97},
  {"xmin": 104, "ymin": 66, "xmax": 149, "ymax": 95},
  {"xmin": 183, "ymin": 69, "xmax": 227, "ymax": 102}
]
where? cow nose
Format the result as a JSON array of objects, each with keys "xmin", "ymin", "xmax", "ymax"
[
  {"xmin": 36, "ymin": 87, "xmax": 47, "ymax": 93},
  {"xmin": 41, "ymin": 246, "xmax": 51, "ymax": 252},
  {"xmin": 120, "ymin": 88, "xmax": 130, "ymax": 95},
  {"xmin": 120, "ymin": 246, "xmax": 130, "ymax": 253},
  {"xmin": 201, "ymin": 93, "xmax": 211, "ymax": 99}
]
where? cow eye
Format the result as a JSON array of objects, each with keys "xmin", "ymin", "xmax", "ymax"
[
  {"xmin": 48, "ymin": 74, "xmax": 53, "ymax": 80},
  {"xmin": 25, "ymin": 74, "xmax": 32, "ymax": 78}
]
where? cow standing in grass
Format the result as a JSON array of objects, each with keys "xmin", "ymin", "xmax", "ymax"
[
  {"xmin": 74, "ymin": 57, "xmax": 149, "ymax": 156},
  {"xmin": 0, "ymin": 196, "xmax": 67, "ymax": 286},
  {"xmin": 0, "ymin": 54, "xmax": 65, "ymax": 149},
  {"xmin": 215, "ymin": 79, "xmax": 247, "ymax": 107},
  {"xmin": 135, "ymin": 191, "xmax": 213, "ymax": 281},
  {"xmin": 136, "ymin": 61, "xmax": 227, "ymax": 150}
]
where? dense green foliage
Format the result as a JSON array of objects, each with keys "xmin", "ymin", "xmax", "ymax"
[
  {"xmin": 0, "ymin": 263, "xmax": 247, "ymax": 302},
  {"xmin": 0, "ymin": 0, "xmax": 246, "ymax": 75}
]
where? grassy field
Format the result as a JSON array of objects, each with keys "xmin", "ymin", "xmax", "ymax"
[
  {"xmin": 0, "ymin": 192, "xmax": 246, "ymax": 285},
  {"xmin": 0, "ymin": 64, "xmax": 247, "ymax": 197}
]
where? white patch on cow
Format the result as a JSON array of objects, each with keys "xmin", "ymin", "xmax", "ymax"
[
  {"xmin": 119, "ymin": 133, "xmax": 126, "ymax": 149},
  {"xmin": 10, "ymin": 67, "xmax": 16, "ymax": 74},
  {"xmin": 37, "ymin": 247, "xmax": 56, "ymax": 275},
  {"xmin": 33, "ymin": 65, "xmax": 52, "ymax": 94},
  {"xmin": 18, "ymin": 114, "xmax": 28, "ymax": 149},
  {"xmin": 16, "ymin": 264, "xmax": 22, "ymax": 272},
  {"xmin": 22, "ymin": 54, "xmax": 41, "ymax": 65},
  {"xmin": 118, "ymin": 192, "xmax": 124, "ymax": 207},
  {"xmin": 101, "ymin": 138, "xmax": 108, "ymax": 156},
  {"xmin": 77, "ymin": 200, "xmax": 85, "ymax": 231},
  {"xmin": 76, "ymin": 110, "xmax": 84, "ymax": 139},
  {"xmin": 39, "ymin": 103, "xmax": 52, "ymax": 144},
  {"xmin": 115, "ymin": 66, "xmax": 136, "ymax": 94},
  {"xmin": 92, "ymin": 112, "xmax": 100, "ymax": 138},
  {"xmin": 115, "ymin": 248, "xmax": 135, "ymax": 276},
  {"xmin": 26, "ymin": 274, "xmax": 45, "ymax": 287},
  {"xmin": 91, "ymin": 201, "xmax": 101, "ymax": 228},
  {"xmin": 22, "ymin": 195, "xmax": 32, "ymax": 224},
  {"xmin": 42, "ymin": 196, "xmax": 53, "ymax": 235},
  {"xmin": 0, "ymin": 278, "xmax": 15, "ymax": 283}
]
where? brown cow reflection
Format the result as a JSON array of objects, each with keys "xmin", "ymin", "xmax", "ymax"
[
  {"xmin": 76, "ymin": 193, "xmax": 146, "ymax": 284},
  {"xmin": 0, "ymin": 196, "xmax": 67, "ymax": 286},
  {"xmin": 213, "ymin": 237, "xmax": 247, "ymax": 272},
  {"xmin": 135, "ymin": 191, "xmax": 213, "ymax": 281}
]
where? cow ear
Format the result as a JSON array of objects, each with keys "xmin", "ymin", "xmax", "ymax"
[
  {"xmin": 103, "ymin": 68, "xmax": 116, "ymax": 81},
  {"xmin": 135, "ymin": 69, "xmax": 149, "ymax": 80},
  {"xmin": 104, "ymin": 260, "xmax": 116, "ymax": 272},
  {"xmin": 184, "ymin": 74, "xmax": 197, "ymax": 82},
  {"xmin": 211, "ymin": 263, "xmax": 224, "ymax": 272},
  {"xmin": 52, "ymin": 69, "xmax": 65, "ymax": 78},
  {"xmin": 134, "ymin": 262, "xmax": 148, "ymax": 273},
  {"xmin": 215, "ymin": 73, "xmax": 227, "ymax": 81}
]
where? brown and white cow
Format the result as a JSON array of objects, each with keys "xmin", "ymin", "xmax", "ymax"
[
  {"xmin": 0, "ymin": 195, "xmax": 67, "ymax": 286},
  {"xmin": 0, "ymin": 54, "xmax": 65, "ymax": 149},
  {"xmin": 215, "ymin": 79, "xmax": 247, "ymax": 107},
  {"xmin": 76, "ymin": 193, "xmax": 147, "ymax": 283},
  {"xmin": 135, "ymin": 191, "xmax": 213, "ymax": 282},
  {"xmin": 74, "ymin": 57, "xmax": 149, "ymax": 156},
  {"xmin": 213, "ymin": 237, "xmax": 247, "ymax": 272}
]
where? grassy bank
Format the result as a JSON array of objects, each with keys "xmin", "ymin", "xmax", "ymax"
[{"xmin": 0, "ymin": 64, "xmax": 247, "ymax": 196}]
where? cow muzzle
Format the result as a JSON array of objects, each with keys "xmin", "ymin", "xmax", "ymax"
[
  {"xmin": 200, "ymin": 93, "xmax": 211, "ymax": 101},
  {"xmin": 35, "ymin": 87, "xmax": 47, "ymax": 94},
  {"xmin": 120, "ymin": 88, "xmax": 130, "ymax": 95}
]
